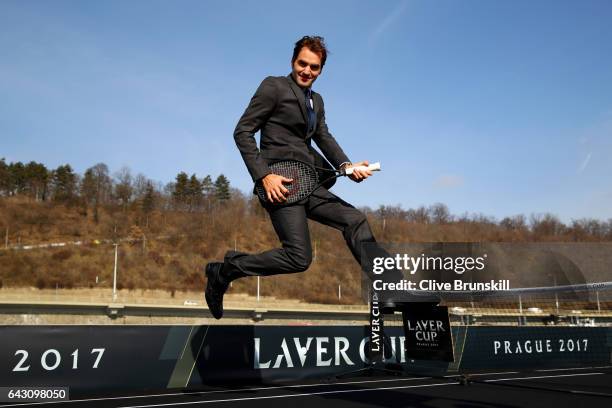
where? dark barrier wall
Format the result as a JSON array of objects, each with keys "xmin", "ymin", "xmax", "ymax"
[
  {"xmin": 1, "ymin": 325, "xmax": 610, "ymax": 393},
  {"xmin": 460, "ymin": 326, "xmax": 612, "ymax": 370}
]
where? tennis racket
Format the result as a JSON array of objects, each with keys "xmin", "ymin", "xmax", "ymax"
[{"xmin": 254, "ymin": 160, "xmax": 381, "ymax": 205}]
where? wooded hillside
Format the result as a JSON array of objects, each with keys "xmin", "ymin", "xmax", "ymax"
[{"xmin": 1, "ymin": 158, "xmax": 611, "ymax": 304}]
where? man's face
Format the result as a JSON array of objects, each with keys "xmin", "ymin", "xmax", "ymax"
[{"xmin": 291, "ymin": 47, "xmax": 322, "ymax": 88}]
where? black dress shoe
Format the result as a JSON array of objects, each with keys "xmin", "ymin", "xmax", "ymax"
[{"xmin": 204, "ymin": 262, "xmax": 229, "ymax": 320}]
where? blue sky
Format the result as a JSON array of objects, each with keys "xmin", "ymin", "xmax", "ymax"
[{"xmin": 1, "ymin": 0, "xmax": 611, "ymax": 222}]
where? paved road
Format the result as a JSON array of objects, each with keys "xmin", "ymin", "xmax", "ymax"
[{"xmin": 2, "ymin": 367, "xmax": 611, "ymax": 408}]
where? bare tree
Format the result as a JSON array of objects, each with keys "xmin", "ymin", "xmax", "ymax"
[
  {"xmin": 530, "ymin": 213, "xmax": 566, "ymax": 239},
  {"xmin": 114, "ymin": 166, "xmax": 133, "ymax": 210},
  {"xmin": 500, "ymin": 214, "xmax": 527, "ymax": 231},
  {"xmin": 429, "ymin": 203, "xmax": 452, "ymax": 224},
  {"xmin": 81, "ymin": 163, "xmax": 112, "ymax": 223},
  {"xmin": 406, "ymin": 206, "xmax": 430, "ymax": 223},
  {"xmin": 132, "ymin": 173, "xmax": 150, "ymax": 200}
]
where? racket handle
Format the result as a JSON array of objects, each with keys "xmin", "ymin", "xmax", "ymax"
[{"xmin": 344, "ymin": 162, "xmax": 381, "ymax": 175}]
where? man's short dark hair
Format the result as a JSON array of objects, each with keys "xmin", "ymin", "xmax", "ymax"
[{"xmin": 292, "ymin": 36, "xmax": 329, "ymax": 67}]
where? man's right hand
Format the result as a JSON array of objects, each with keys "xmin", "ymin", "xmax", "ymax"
[{"xmin": 262, "ymin": 174, "xmax": 293, "ymax": 203}]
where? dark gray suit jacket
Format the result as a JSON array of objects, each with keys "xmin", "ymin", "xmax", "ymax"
[{"xmin": 234, "ymin": 74, "xmax": 350, "ymax": 182}]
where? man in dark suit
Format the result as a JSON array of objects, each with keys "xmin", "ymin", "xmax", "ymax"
[{"xmin": 205, "ymin": 36, "xmax": 376, "ymax": 319}]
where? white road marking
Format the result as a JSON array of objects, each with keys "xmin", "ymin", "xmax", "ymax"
[
  {"xmin": 2, "ymin": 370, "xmax": 607, "ymax": 407},
  {"xmin": 119, "ymin": 372, "xmax": 610, "ymax": 408},
  {"xmin": 0, "ymin": 376, "xmax": 431, "ymax": 407},
  {"xmin": 535, "ymin": 366, "xmax": 612, "ymax": 372},
  {"xmin": 118, "ymin": 382, "xmax": 456, "ymax": 408},
  {"xmin": 484, "ymin": 372, "xmax": 604, "ymax": 382}
]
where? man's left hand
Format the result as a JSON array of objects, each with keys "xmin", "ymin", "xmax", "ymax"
[{"xmin": 345, "ymin": 161, "xmax": 372, "ymax": 183}]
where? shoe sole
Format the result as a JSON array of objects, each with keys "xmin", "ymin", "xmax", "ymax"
[
  {"xmin": 205, "ymin": 263, "xmax": 214, "ymax": 278},
  {"xmin": 204, "ymin": 263, "xmax": 223, "ymax": 319}
]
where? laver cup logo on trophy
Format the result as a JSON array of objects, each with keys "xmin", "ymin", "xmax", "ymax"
[{"xmin": 402, "ymin": 305, "xmax": 454, "ymax": 361}]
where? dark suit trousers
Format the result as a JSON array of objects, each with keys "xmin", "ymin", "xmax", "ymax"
[{"xmin": 222, "ymin": 187, "xmax": 382, "ymax": 282}]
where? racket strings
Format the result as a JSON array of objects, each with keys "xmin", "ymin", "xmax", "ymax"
[{"xmin": 255, "ymin": 161, "xmax": 318, "ymax": 204}]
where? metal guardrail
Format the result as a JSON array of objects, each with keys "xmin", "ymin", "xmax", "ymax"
[
  {"xmin": 1, "ymin": 300, "xmax": 611, "ymax": 325},
  {"xmin": 0, "ymin": 300, "xmax": 370, "ymax": 322}
]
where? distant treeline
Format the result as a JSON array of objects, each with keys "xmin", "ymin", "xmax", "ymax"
[
  {"xmin": 1, "ymin": 158, "xmax": 611, "ymax": 303},
  {"xmin": 1, "ymin": 157, "xmax": 611, "ymax": 241},
  {"xmin": 363, "ymin": 203, "xmax": 612, "ymax": 242},
  {"xmin": 0, "ymin": 158, "xmax": 231, "ymax": 222}
]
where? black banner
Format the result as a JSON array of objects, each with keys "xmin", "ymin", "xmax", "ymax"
[
  {"xmin": 460, "ymin": 326, "xmax": 611, "ymax": 370},
  {"xmin": 0, "ymin": 325, "xmax": 609, "ymax": 394}
]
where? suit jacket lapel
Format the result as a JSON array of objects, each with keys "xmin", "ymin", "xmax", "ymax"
[
  {"xmin": 305, "ymin": 94, "xmax": 320, "ymax": 139},
  {"xmin": 310, "ymin": 92, "xmax": 322, "ymax": 138},
  {"xmin": 286, "ymin": 74, "xmax": 308, "ymax": 130}
]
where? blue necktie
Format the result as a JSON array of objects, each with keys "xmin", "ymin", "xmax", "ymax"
[{"xmin": 304, "ymin": 88, "xmax": 315, "ymax": 133}]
